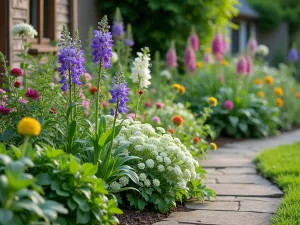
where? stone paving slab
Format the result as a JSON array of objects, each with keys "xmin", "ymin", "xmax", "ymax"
[
  {"xmin": 207, "ymin": 183, "xmax": 283, "ymax": 197},
  {"xmin": 201, "ymin": 156, "xmax": 254, "ymax": 168},
  {"xmin": 237, "ymin": 197, "xmax": 281, "ymax": 213},
  {"xmin": 217, "ymin": 167, "xmax": 257, "ymax": 174},
  {"xmin": 185, "ymin": 201, "xmax": 239, "ymax": 211},
  {"xmin": 162, "ymin": 211, "xmax": 272, "ymax": 225},
  {"xmin": 206, "ymin": 174, "xmax": 271, "ymax": 184}
]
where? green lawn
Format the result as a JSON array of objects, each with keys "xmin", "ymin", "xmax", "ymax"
[{"xmin": 255, "ymin": 143, "xmax": 300, "ymax": 225}]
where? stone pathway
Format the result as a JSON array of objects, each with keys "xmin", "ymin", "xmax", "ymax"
[{"xmin": 154, "ymin": 129, "xmax": 300, "ymax": 225}]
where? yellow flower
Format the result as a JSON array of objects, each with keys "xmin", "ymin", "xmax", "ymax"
[
  {"xmin": 196, "ymin": 61, "xmax": 203, "ymax": 69},
  {"xmin": 296, "ymin": 93, "xmax": 300, "ymax": 99},
  {"xmin": 210, "ymin": 143, "xmax": 217, "ymax": 150},
  {"xmin": 254, "ymin": 79, "xmax": 263, "ymax": 85},
  {"xmin": 264, "ymin": 76, "xmax": 274, "ymax": 85},
  {"xmin": 274, "ymin": 87, "xmax": 283, "ymax": 97},
  {"xmin": 221, "ymin": 60, "xmax": 229, "ymax": 66},
  {"xmin": 179, "ymin": 85, "xmax": 186, "ymax": 94},
  {"xmin": 208, "ymin": 97, "xmax": 218, "ymax": 107},
  {"xmin": 17, "ymin": 117, "xmax": 41, "ymax": 136},
  {"xmin": 275, "ymin": 98, "xmax": 284, "ymax": 108},
  {"xmin": 257, "ymin": 91, "xmax": 265, "ymax": 97}
]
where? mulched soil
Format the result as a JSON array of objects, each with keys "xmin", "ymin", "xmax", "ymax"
[{"xmin": 117, "ymin": 204, "xmax": 192, "ymax": 225}]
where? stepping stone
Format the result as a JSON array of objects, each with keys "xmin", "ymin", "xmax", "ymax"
[
  {"xmin": 237, "ymin": 197, "xmax": 281, "ymax": 213},
  {"xmin": 204, "ymin": 178, "xmax": 216, "ymax": 184},
  {"xmin": 217, "ymin": 167, "xmax": 257, "ymax": 174},
  {"xmin": 185, "ymin": 201, "xmax": 239, "ymax": 211},
  {"xmin": 201, "ymin": 156, "xmax": 254, "ymax": 168},
  {"xmin": 206, "ymin": 174, "xmax": 270, "ymax": 184},
  {"xmin": 204, "ymin": 168, "xmax": 223, "ymax": 175},
  {"xmin": 212, "ymin": 196, "xmax": 237, "ymax": 202},
  {"xmin": 166, "ymin": 210, "xmax": 272, "ymax": 225},
  {"xmin": 207, "ymin": 183, "xmax": 283, "ymax": 197}
]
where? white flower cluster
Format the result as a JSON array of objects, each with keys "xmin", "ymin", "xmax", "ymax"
[
  {"xmin": 256, "ymin": 45, "xmax": 269, "ymax": 56},
  {"xmin": 12, "ymin": 23, "xmax": 38, "ymax": 39},
  {"xmin": 160, "ymin": 69, "xmax": 172, "ymax": 80},
  {"xmin": 106, "ymin": 116, "xmax": 199, "ymax": 192},
  {"xmin": 130, "ymin": 49, "xmax": 151, "ymax": 88}
]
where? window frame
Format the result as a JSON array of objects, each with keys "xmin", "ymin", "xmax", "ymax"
[{"xmin": 30, "ymin": 0, "xmax": 55, "ymax": 45}]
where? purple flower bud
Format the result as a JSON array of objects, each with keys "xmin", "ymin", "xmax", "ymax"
[
  {"xmin": 236, "ymin": 56, "xmax": 247, "ymax": 74},
  {"xmin": 184, "ymin": 45, "xmax": 196, "ymax": 73},
  {"xmin": 112, "ymin": 23, "xmax": 124, "ymax": 39},
  {"xmin": 212, "ymin": 33, "xmax": 225, "ymax": 56},
  {"xmin": 166, "ymin": 47, "xmax": 178, "ymax": 69},
  {"xmin": 189, "ymin": 33, "xmax": 199, "ymax": 52},
  {"xmin": 288, "ymin": 48, "xmax": 299, "ymax": 62},
  {"xmin": 224, "ymin": 100, "xmax": 234, "ymax": 110}
]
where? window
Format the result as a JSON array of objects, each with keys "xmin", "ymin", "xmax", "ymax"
[{"xmin": 30, "ymin": 0, "xmax": 55, "ymax": 44}]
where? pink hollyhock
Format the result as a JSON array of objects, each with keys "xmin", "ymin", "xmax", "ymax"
[
  {"xmin": 236, "ymin": 56, "xmax": 247, "ymax": 74},
  {"xmin": 224, "ymin": 100, "xmax": 234, "ymax": 110},
  {"xmin": 212, "ymin": 33, "xmax": 225, "ymax": 56},
  {"xmin": 166, "ymin": 47, "xmax": 178, "ymax": 69},
  {"xmin": 189, "ymin": 32, "xmax": 199, "ymax": 52},
  {"xmin": 184, "ymin": 45, "xmax": 196, "ymax": 73},
  {"xmin": 151, "ymin": 116, "xmax": 161, "ymax": 124},
  {"xmin": 25, "ymin": 88, "xmax": 40, "ymax": 100}
]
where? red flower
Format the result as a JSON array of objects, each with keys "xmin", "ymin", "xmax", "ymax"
[
  {"xmin": 14, "ymin": 81, "xmax": 21, "ymax": 88},
  {"xmin": 25, "ymin": 88, "xmax": 40, "ymax": 100},
  {"xmin": 9, "ymin": 68, "xmax": 23, "ymax": 77},
  {"xmin": 193, "ymin": 137, "xmax": 200, "ymax": 144},
  {"xmin": 103, "ymin": 101, "xmax": 109, "ymax": 108},
  {"xmin": 138, "ymin": 90, "xmax": 144, "ymax": 95},
  {"xmin": 89, "ymin": 87, "xmax": 98, "ymax": 95},
  {"xmin": 144, "ymin": 101, "xmax": 152, "ymax": 108},
  {"xmin": 168, "ymin": 128, "xmax": 175, "ymax": 134},
  {"xmin": 171, "ymin": 115, "xmax": 184, "ymax": 126},
  {"xmin": 50, "ymin": 107, "xmax": 56, "ymax": 114}
]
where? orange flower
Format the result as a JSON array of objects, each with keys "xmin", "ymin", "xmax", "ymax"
[
  {"xmin": 221, "ymin": 60, "xmax": 229, "ymax": 66},
  {"xmin": 257, "ymin": 91, "xmax": 265, "ymax": 97},
  {"xmin": 89, "ymin": 86, "xmax": 98, "ymax": 95},
  {"xmin": 193, "ymin": 137, "xmax": 200, "ymax": 144},
  {"xmin": 196, "ymin": 61, "xmax": 203, "ymax": 69},
  {"xmin": 171, "ymin": 115, "xmax": 184, "ymax": 126},
  {"xmin": 254, "ymin": 79, "xmax": 263, "ymax": 85},
  {"xmin": 179, "ymin": 85, "xmax": 186, "ymax": 94},
  {"xmin": 296, "ymin": 93, "xmax": 300, "ymax": 99},
  {"xmin": 168, "ymin": 128, "xmax": 175, "ymax": 134},
  {"xmin": 275, "ymin": 98, "xmax": 284, "ymax": 108},
  {"xmin": 172, "ymin": 84, "xmax": 185, "ymax": 94},
  {"xmin": 274, "ymin": 87, "xmax": 283, "ymax": 97},
  {"xmin": 264, "ymin": 76, "xmax": 274, "ymax": 85}
]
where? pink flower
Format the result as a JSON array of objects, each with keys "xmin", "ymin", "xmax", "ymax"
[
  {"xmin": 79, "ymin": 90, "xmax": 86, "ymax": 100},
  {"xmin": 156, "ymin": 102, "xmax": 163, "ymax": 109},
  {"xmin": 236, "ymin": 56, "xmax": 247, "ymax": 74},
  {"xmin": 10, "ymin": 108, "xmax": 17, "ymax": 113},
  {"xmin": 0, "ymin": 89, "xmax": 6, "ymax": 94},
  {"xmin": 204, "ymin": 53, "xmax": 213, "ymax": 64},
  {"xmin": 2, "ymin": 95, "xmax": 8, "ymax": 102},
  {"xmin": 189, "ymin": 32, "xmax": 199, "ymax": 52},
  {"xmin": 81, "ymin": 99, "xmax": 91, "ymax": 116},
  {"xmin": 166, "ymin": 47, "xmax": 178, "ymax": 69},
  {"xmin": 151, "ymin": 88, "xmax": 157, "ymax": 93},
  {"xmin": 224, "ymin": 100, "xmax": 234, "ymax": 110},
  {"xmin": 215, "ymin": 52, "xmax": 223, "ymax": 62},
  {"xmin": 144, "ymin": 101, "xmax": 152, "ymax": 108},
  {"xmin": 184, "ymin": 45, "xmax": 196, "ymax": 73},
  {"xmin": 247, "ymin": 38, "xmax": 257, "ymax": 55},
  {"xmin": 103, "ymin": 101, "xmax": 109, "ymax": 108},
  {"xmin": 50, "ymin": 82, "xmax": 55, "ymax": 87},
  {"xmin": 245, "ymin": 56, "xmax": 253, "ymax": 75},
  {"xmin": 212, "ymin": 33, "xmax": 225, "ymax": 56},
  {"xmin": 18, "ymin": 97, "xmax": 28, "ymax": 104},
  {"xmin": 151, "ymin": 116, "xmax": 161, "ymax": 124},
  {"xmin": 9, "ymin": 68, "xmax": 22, "ymax": 77},
  {"xmin": 127, "ymin": 113, "xmax": 136, "ymax": 119},
  {"xmin": 0, "ymin": 106, "xmax": 10, "ymax": 115},
  {"xmin": 85, "ymin": 73, "xmax": 92, "ymax": 81},
  {"xmin": 25, "ymin": 88, "xmax": 40, "ymax": 100}
]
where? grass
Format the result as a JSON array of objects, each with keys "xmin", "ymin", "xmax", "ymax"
[{"xmin": 255, "ymin": 143, "xmax": 300, "ymax": 225}]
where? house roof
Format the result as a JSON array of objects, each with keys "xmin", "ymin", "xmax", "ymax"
[{"xmin": 236, "ymin": 0, "xmax": 259, "ymax": 19}]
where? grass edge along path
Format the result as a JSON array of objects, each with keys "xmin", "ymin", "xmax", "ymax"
[{"xmin": 255, "ymin": 143, "xmax": 300, "ymax": 225}]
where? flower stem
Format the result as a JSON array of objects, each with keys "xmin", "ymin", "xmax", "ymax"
[
  {"xmin": 21, "ymin": 136, "xmax": 29, "ymax": 158},
  {"xmin": 68, "ymin": 66, "xmax": 73, "ymax": 121},
  {"xmin": 21, "ymin": 37, "xmax": 27, "ymax": 90},
  {"xmin": 95, "ymin": 61, "xmax": 103, "ymax": 133},
  {"xmin": 108, "ymin": 101, "xmax": 119, "ymax": 160}
]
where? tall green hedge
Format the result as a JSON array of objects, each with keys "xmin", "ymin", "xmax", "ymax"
[{"xmin": 96, "ymin": 0, "xmax": 238, "ymax": 54}]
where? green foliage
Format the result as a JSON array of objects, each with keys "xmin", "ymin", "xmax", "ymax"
[
  {"xmin": 97, "ymin": 0, "xmax": 238, "ymax": 54},
  {"xmin": 256, "ymin": 143, "xmax": 300, "ymax": 225},
  {"xmin": 0, "ymin": 154, "xmax": 68, "ymax": 225}
]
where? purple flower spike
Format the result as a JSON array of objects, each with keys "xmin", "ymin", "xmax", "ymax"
[
  {"xmin": 112, "ymin": 23, "xmax": 124, "ymax": 38},
  {"xmin": 236, "ymin": 56, "xmax": 247, "ymax": 75},
  {"xmin": 288, "ymin": 48, "xmax": 299, "ymax": 62},
  {"xmin": 248, "ymin": 38, "xmax": 257, "ymax": 55},
  {"xmin": 91, "ymin": 30, "xmax": 114, "ymax": 69},
  {"xmin": 212, "ymin": 33, "xmax": 225, "ymax": 57},
  {"xmin": 189, "ymin": 32, "xmax": 199, "ymax": 52},
  {"xmin": 184, "ymin": 45, "xmax": 196, "ymax": 73},
  {"xmin": 109, "ymin": 82, "xmax": 129, "ymax": 114},
  {"xmin": 166, "ymin": 46, "xmax": 178, "ymax": 69}
]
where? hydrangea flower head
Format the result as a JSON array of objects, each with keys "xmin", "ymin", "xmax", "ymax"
[
  {"xmin": 12, "ymin": 23, "xmax": 37, "ymax": 39},
  {"xmin": 130, "ymin": 47, "xmax": 151, "ymax": 88},
  {"xmin": 91, "ymin": 16, "xmax": 114, "ymax": 68}
]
